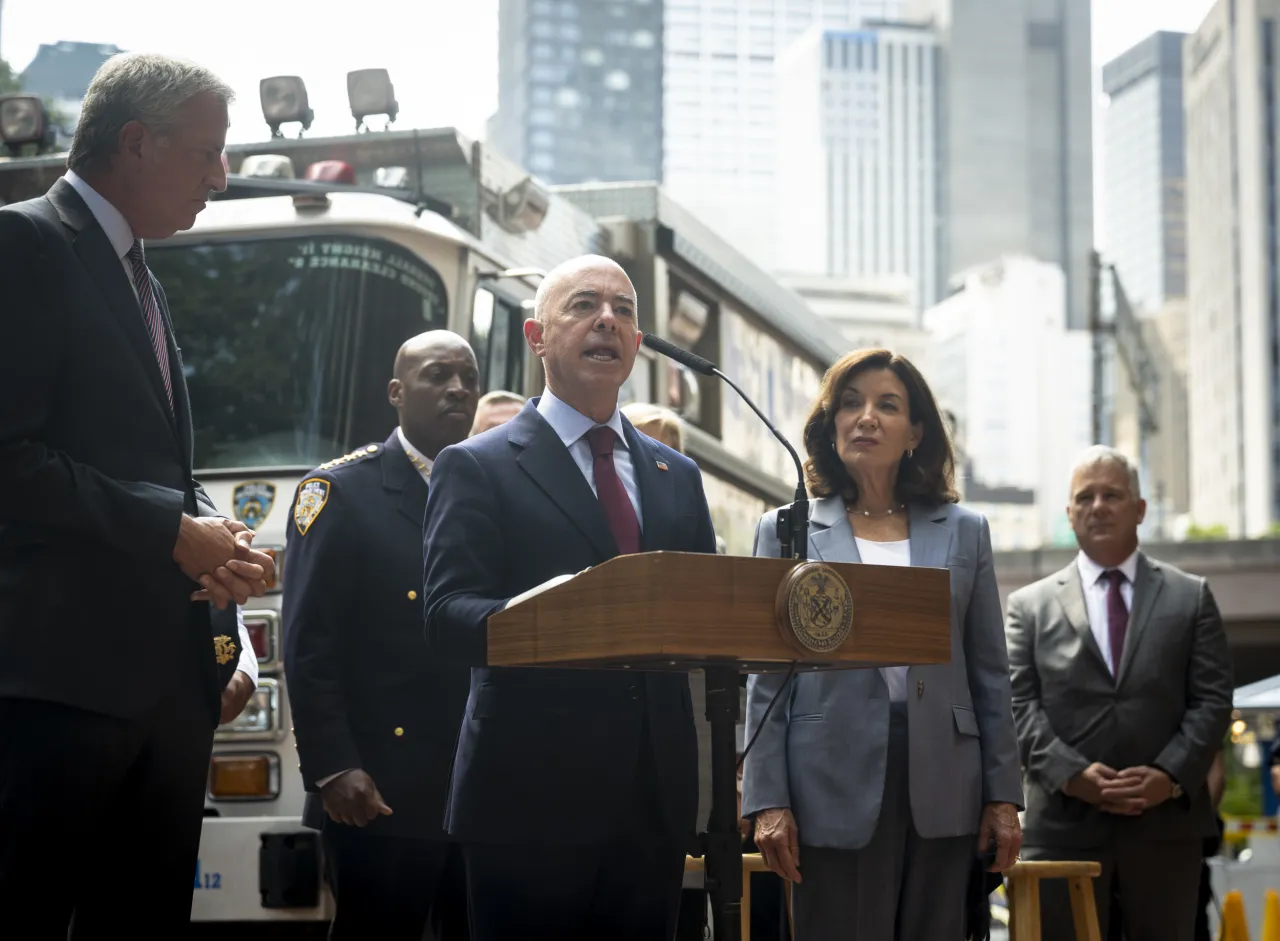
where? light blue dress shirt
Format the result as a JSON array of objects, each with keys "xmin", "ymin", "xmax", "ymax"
[{"xmin": 536, "ymin": 387, "xmax": 643, "ymax": 529}]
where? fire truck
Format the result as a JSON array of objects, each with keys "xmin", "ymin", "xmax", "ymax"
[{"xmin": 1, "ymin": 76, "xmax": 838, "ymax": 927}]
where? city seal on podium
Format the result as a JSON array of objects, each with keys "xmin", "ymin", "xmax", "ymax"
[{"xmin": 775, "ymin": 562, "xmax": 854, "ymax": 655}]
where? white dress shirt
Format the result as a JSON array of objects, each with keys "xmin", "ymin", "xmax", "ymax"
[
  {"xmin": 65, "ymin": 169, "xmax": 138, "ymax": 294},
  {"xmin": 536, "ymin": 387, "xmax": 643, "ymax": 526},
  {"xmin": 65, "ymin": 172, "xmax": 257, "ymax": 687},
  {"xmin": 1076, "ymin": 549, "xmax": 1138, "ymax": 676},
  {"xmin": 855, "ymin": 537, "xmax": 911, "ymax": 701},
  {"xmin": 396, "ymin": 426, "xmax": 434, "ymax": 484},
  {"xmin": 233, "ymin": 606, "xmax": 258, "ymax": 686}
]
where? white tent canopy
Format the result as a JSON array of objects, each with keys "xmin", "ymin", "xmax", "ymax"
[{"xmin": 1234, "ymin": 674, "xmax": 1280, "ymax": 710}]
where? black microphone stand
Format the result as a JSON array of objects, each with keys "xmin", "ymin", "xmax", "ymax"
[
  {"xmin": 639, "ymin": 335, "xmax": 808, "ymax": 941},
  {"xmin": 700, "ymin": 369, "xmax": 807, "ymax": 941},
  {"xmin": 707, "ymin": 368, "xmax": 808, "ymax": 565}
]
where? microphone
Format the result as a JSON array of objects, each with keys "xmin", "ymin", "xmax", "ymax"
[{"xmin": 641, "ymin": 333, "xmax": 809, "ymax": 561}]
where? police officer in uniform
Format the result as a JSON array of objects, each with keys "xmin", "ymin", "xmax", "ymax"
[{"xmin": 284, "ymin": 330, "xmax": 480, "ymax": 939}]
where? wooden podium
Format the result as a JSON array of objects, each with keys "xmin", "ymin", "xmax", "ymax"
[{"xmin": 487, "ymin": 550, "xmax": 952, "ymax": 941}]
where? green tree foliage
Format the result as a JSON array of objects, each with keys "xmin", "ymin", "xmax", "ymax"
[
  {"xmin": 1185, "ymin": 522, "xmax": 1230, "ymax": 541},
  {"xmin": 0, "ymin": 59, "xmax": 22, "ymax": 95}
]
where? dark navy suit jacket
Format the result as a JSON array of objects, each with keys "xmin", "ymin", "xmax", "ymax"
[{"xmin": 422, "ymin": 399, "xmax": 716, "ymax": 846}]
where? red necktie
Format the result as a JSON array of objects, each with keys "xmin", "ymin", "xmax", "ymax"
[
  {"xmin": 1102, "ymin": 569, "xmax": 1129, "ymax": 677},
  {"xmin": 126, "ymin": 240, "xmax": 174, "ymax": 413},
  {"xmin": 586, "ymin": 426, "xmax": 640, "ymax": 555}
]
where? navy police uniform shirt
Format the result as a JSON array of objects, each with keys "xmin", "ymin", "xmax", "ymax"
[{"xmin": 282, "ymin": 431, "xmax": 470, "ymax": 839}]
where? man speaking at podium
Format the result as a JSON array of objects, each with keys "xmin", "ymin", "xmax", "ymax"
[{"xmin": 422, "ymin": 254, "xmax": 717, "ymax": 940}]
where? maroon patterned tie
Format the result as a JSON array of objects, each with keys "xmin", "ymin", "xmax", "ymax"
[
  {"xmin": 1102, "ymin": 569, "xmax": 1129, "ymax": 677},
  {"xmin": 125, "ymin": 240, "xmax": 174, "ymax": 413},
  {"xmin": 586, "ymin": 426, "xmax": 640, "ymax": 555}
]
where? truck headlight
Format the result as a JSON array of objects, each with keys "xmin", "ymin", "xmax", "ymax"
[{"xmin": 216, "ymin": 677, "xmax": 280, "ymax": 741}]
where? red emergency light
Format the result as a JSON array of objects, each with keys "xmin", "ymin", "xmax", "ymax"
[
  {"xmin": 244, "ymin": 618, "xmax": 269, "ymax": 661},
  {"xmin": 303, "ymin": 160, "xmax": 357, "ymax": 185}
]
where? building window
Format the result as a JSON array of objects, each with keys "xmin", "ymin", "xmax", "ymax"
[{"xmin": 604, "ymin": 69, "xmax": 632, "ymax": 91}]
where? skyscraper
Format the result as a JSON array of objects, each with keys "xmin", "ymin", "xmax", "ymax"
[
  {"xmin": 775, "ymin": 23, "xmax": 941, "ymax": 309},
  {"xmin": 663, "ymin": 0, "xmax": 903, "ymax": 267},
  {"xmin": 489, "ymin": 0, "xmax": 663, "ymax": 185},
  {"xmin": 1184, "ymin": 0, "xmax": 1280, "ymax": 536},
  {"xmin": 1101, "ymin": 32, "xmax": 1188, "ymax": 315},
  {"xmin": 924, "ymin": 256, "xmax": 1092, "ymax": 548},
  {"xmin": 907, "ymin": 0, "xmax": 1094, "ymax": 328},
  {"xmin": 491, "ymin": 0, "xmax": 907, "ymax": 265}
]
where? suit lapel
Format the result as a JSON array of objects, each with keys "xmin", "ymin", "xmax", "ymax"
[
  {"xmin": 510, "ymin": 405, "xmax": 617, "ymax": 560},
  {"xmin": 1116, "ymin": 553, "xmax": 1163, "ymax": 687},
  {"xmin": 907, "ymin": 503, "xmax": 952, "ymax": 568},
  {"xmin": 625, "ymin": 419, "xmax": 670, "ymax": 553},
  {"xmin": 808, "ymin": 496, "xmax": 860, "ymax": 562},
  {"xmin": 47, "ymin": 180, "xmax": 178, "ymax": 443},
  {"xmin": 1055, "ymin": 564, "xmax": 1111, "ymax": 675},
  {"xmin": 380, "ymin": 433, "xmax": 429, "ymax": 528}
]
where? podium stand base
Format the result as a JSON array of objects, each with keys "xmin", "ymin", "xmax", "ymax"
[{"xmin": 702, "ymin": 664, "xmax": 744, "ymax": 941}]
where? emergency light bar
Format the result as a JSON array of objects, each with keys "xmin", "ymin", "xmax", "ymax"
[{"xmin": 304, "ymin": 160, "xmax": 357, "ymax": 185}]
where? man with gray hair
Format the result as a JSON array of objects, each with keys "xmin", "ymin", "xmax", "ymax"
[
  {"xmin": 1004, "ymin": 445, "xmax": 1233, "ymax": 941},
  {"xmin": 470, "ymin": 389, "xmax": 526, "ymax": 436},
  {"xmin": 0, "ymin": 53, "xmax": 275, "ymax": 932}
]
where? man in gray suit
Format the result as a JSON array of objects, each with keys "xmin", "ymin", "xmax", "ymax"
[{"xmin": 1006, "ymin": 445, "xmax": 1233, "ymax": 941}]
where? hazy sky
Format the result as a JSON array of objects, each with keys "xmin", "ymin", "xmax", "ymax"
[{"xmin": 0, "ymin": 0, "xmax": 1221, "ymax": 246}]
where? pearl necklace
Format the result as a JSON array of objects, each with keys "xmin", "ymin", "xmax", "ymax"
[{"xmin": 845, "ymin": 503, "xmax": 904, "ymax": 519}]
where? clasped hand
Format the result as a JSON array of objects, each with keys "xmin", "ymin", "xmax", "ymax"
[
  {"xmin": 1065, "ymin": 762, "xmax": 1174, "ymax": 815},
  {"xmin": 173, "ymin": 516, "xmax": 277, "ymax": 609}
]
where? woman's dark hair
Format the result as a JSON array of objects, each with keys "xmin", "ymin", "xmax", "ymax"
[{"xmin": 801, "ymin": 348, "xmax": 959, "ymax": 506}]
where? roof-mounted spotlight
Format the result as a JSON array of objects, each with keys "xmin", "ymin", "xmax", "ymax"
[
  {"xmin": 0, "ymin": 95, "xmax": 56, "ymax": 156},
  {"xmin": 347, "ymin": 69, "xmax": 399, "ymax": 132},
  {"xmin": 488, "ymin": 177, "xmax": 551, "ymax": 234},
  {"xmin": 260, "ymin": 76, "xmax": 314, "ymax": 139}
]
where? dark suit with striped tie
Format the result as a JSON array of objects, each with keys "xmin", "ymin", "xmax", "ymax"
[{"xmin": 0, "ymin": 178, "xmax": 224, "ymax": 934}]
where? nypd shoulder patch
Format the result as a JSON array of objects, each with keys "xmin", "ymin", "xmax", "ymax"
[{"xmin": 294, "ymin": 477, "xmax": 331, "ymax": 536}]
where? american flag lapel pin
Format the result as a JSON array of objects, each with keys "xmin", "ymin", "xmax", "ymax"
[{"xmin": 655, "ymin": 460, "xmax": 669, "ymax": 471}]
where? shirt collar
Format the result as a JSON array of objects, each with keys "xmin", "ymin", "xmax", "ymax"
[
  {"xmin": 395, "ymin": 426, "xmax": 434, "ymax": 482},
  {"xmin": 65, "ymin": 169, "xmax": 135, "ymax": 261},
  {"xmin": 1076, "ymin": 548, "xmax": 1139, "ymax": 587},
  {"xmin": 536, "ymin": 386, "xmax": 628, "ymax": 450}
]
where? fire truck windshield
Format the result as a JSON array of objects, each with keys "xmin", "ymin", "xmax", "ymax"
[{"xmin": 149, "ymin": 234, "xmax": 450, "ymax": 471}]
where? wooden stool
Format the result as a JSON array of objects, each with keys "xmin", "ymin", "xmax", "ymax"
[
  {"xmin": 685, "ymin": 853, "xmax": 793, "ymax": 941},
  {"xmin": 1004, "ymin": 860, "xmax": 1103, "ymax": 941}
]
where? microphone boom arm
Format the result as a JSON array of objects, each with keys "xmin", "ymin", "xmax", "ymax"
[{"xmin": 711, "ymin": 369, "xmax": 809, "ymax": 562}]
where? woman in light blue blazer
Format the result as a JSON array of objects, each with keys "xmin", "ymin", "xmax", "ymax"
[{"xmin": 742, "ymin": 348, "xmax": 1024, "ymax": 940}]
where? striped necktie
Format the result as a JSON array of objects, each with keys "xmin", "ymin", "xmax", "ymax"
[{"xmin": 125, "ymin": 240, "xmax": 174, "ymax": 413}]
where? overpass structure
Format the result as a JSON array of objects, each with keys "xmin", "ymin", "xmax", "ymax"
[{"xmin": 994, "ymin": 539, "xmax": 1280, "ymax": 686}]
